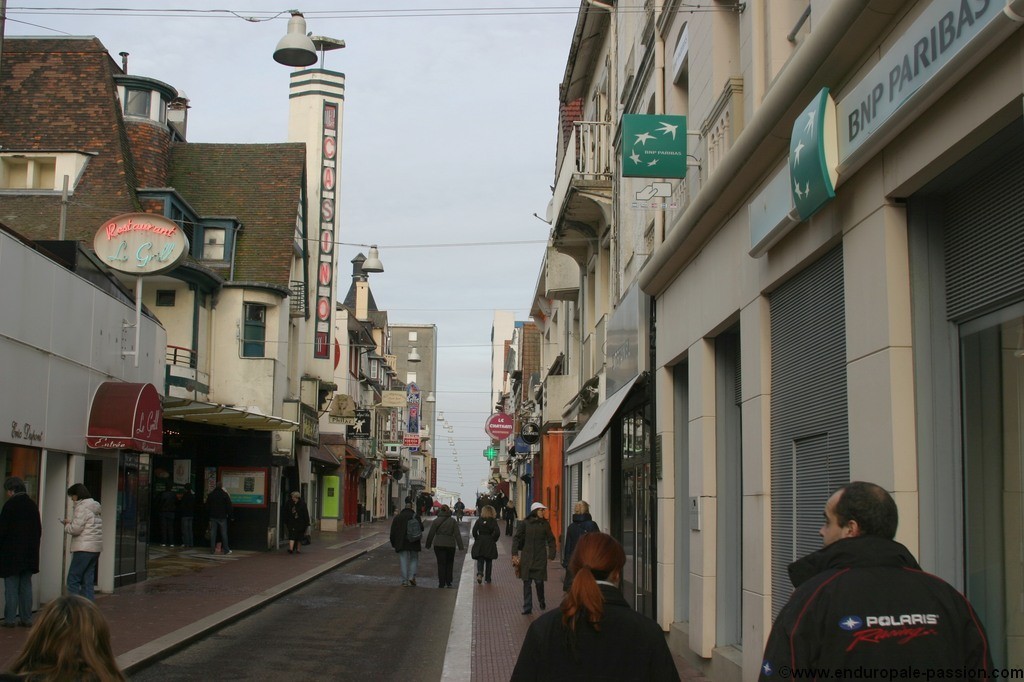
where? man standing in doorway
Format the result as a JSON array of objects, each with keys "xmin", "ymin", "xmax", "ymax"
[
  {"xmin": 206, "ymin": 481, "xmax": 233, "ymax": 555},
  {"xmin": 179, "ymin": 484, "xmax": 196, "ymax": 548},
  {"xmin": 759, "ymin": 481, "xmax": 992, "ymax": 679},
  {"xmin": 0, "ymin": 478, "xmax": 41, "ymax": 627},
  {"xmin": 157, "ymin": 487, "xmax": 178, "ymax": 547}
]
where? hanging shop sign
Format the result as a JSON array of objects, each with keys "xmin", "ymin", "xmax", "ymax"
[
  {"xmin": 622, "ymin": 114, "xmax": 687, "ymax": 178},
  {"xmin": 350, "ymin": 409, "xmax": 371, "ymax": 439},
  {"xmin": 93, "ymin": 213, "xmax": 189, "ymax": 276},
  {"xmin": 485, "ymin": 413, "xmax": 514, "ymax": 440},
  {"xmin": 789, "ymin": 88, "xmax": 838, "ymax": 221}
]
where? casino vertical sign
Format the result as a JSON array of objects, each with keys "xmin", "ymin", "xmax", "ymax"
[{"xmin": 315, "ymin": 103, "xmax": 339, "ymax": 359}]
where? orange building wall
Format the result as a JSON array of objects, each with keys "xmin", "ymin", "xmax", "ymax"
[{"xmin": 540, "ymin": 432, "xmax": 564, "ymax": 547}]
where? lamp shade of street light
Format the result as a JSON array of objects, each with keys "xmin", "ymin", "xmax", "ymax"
[
  {"xmin": 425, "ymin": 392, "xmax": 436, "ymax": 403},
  {"xmin": 274, "ymin": 12, "xmax": 318, "ymax": 67},
  {"xmin": 362, "ymin": 246, "xmax": 384, "ymax": 273}
]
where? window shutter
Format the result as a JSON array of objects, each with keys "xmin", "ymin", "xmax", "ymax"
[{"xmin": 769, "ymin": 245, "xmax": 849, "ymax": 618}]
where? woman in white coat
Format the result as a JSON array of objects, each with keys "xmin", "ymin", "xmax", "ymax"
[{"xmin": 61, "ymin": 483, "xmax": 103, "ymax": 601}]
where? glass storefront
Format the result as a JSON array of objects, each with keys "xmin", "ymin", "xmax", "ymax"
[
  {"xmin": 960, "ymin": 308, "xmax": 1024, "ymax": 667},
  {"xmin": 0, "ymin": 443, "xmax": 41, "ymax": 498}
]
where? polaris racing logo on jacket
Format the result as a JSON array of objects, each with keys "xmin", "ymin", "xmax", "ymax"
[
  {"xmin": 838, "ymin": 616, "xmax": 863, "ymax": 631},
  {"xmin": 844, "ymin": 614, "xmax": 941, "ymax": 651}
]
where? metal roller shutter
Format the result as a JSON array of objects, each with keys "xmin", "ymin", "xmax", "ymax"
[
  {"xmin": 769, "ymin": 245, "xmax": 850, "ymax": 618},
  {"xmin": 945, "ymin": 150, "xmax": 1024, "ymax": 321}
]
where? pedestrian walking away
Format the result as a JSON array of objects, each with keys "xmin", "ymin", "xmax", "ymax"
[
  {"xmin": 511, "ymin": 532, "xmax": 680, "ymax": 681},
  {"xmin": 4, "ymin": 595, "xmax": 126, "ymax": 681},
  {"xmin": 561, "ymin": 500, "xmax": 599, "ymax": 591},
  {"xmin": 157, "ymin": 486, "xmax": 178, "ymax": 547},
  {"xmin": 0, "ymin": 477, "xmax": 42, "ymax": 628},
  {"xmin": 61, "ymin": 483, "xmax": 102, "ymax": 601},
  {"xmin": 503, "ymin": 502, "xmax": 517, "ymax": 536},
  {"xmin": 512, "ymin": 501, "xmax": 556, "ymax": 615},
  {"xmin": 759, "ymin": 481, "xmax": 993, "ymax": 680},
  {"xmin": 283, "ymin": 491, "xmax": 311, "ymax": 554},
  {"xmin": 471, "ymin": 504, "xmax": 501, "ymax": 584},
  {"xmin": 206, "ymin": 480, "xmax": 233, "ymax": 555},
  {"xmin": 389, "ymin": 497, "xmax": 422, "ymax": 586},
  {"xmin": 179, "ymin": 483, "xmax": 196, "ymax": 548},
  {"xmin": 425, "ymin": 504, "xmax": 463, "ymax": 588}
]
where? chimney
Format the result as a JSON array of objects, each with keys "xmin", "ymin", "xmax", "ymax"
[
  {"xmin": 167, "ymin": 91, "xmax": 190, "ymax": 140},
  {"xmin": 351, "ymin": 254, "xmax": 369, "ymax": 321}
]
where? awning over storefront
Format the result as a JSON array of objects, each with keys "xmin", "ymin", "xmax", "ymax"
[
  {"xmin": 87, "ymin": 382, "xmax": 163, "ymax": 454},
  {"xmin": 344, "ymin": 444, "xmax": 369, "ymax": 467},
  {"xmin": 564, "ymin": 374, "xmax": 643, "ymax": 465},
  {"xmin": 162, "ymin": 397, "xmax": 298, "ymax": 431},
  {"xmin": 311, "ymin": 444, "xmax": 341, "ymax": 467}
]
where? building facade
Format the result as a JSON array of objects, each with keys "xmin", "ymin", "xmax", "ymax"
[{"xmin": 540, "ymin": 0, "xmax": 1024, "ymax": 677}]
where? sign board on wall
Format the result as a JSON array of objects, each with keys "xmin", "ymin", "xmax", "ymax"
[
  {"xmin": 219, "ymin": 466, "xmax": 268, "ymax": 507},
  {"xmin": 622, "ymin": 114, "xmax": 688, "ymax": 178},
  {"xmin": 93, "ymin": 213, "xmax": 189, "ymax": 275}
]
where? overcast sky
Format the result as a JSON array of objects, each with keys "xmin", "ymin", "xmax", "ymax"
[{"xmin": 6, "ymin": 1, "xmax": 578, "ymax": 502}]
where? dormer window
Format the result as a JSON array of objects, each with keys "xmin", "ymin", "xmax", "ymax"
[
  {"xmin": 0, "ymin": 152, "xmax": 92, "ymax": 192},
  {"xmin": 202, "ymin": 227, "xmax": 226, "ymax": 261},
  {"xmin": 115, "ymin": 75, "xmax": 175, "ymax": 126}
]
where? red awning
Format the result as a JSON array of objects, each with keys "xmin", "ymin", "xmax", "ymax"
[
  {"xmin": 344, "ymin": 444, "xmax": 368, "ymax": 467},
  {"xmin": 87, "ymin": 382, "xmax": 163, "ymax": 454}
]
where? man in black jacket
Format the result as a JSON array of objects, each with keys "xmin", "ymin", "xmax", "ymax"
[
  {"xmin": 389, "ymin": 498, "xmax": 422, "ymax": 586},
  {"xmin": 759, "ymin": 481, "xmax": 992, "ymax": 680},
  {"xmin": 0, "ymin": 477, "xmax": 42, "ymax": 627},
  {"xmin": 206, "ymin": 481, "xmax": 233, "ymax": 555}
]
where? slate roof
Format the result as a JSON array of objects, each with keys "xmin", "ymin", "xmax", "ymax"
[
  {"xmin": 1, "ymin": 37, "xmax": 307, "ymax": 289},
  {"xmin": 0, "ymin": 37, "xmax": 140, "ymax": 241},
  {"xmin": 168, "ymin": 143, "xmax": 306, "ymax": 287}
]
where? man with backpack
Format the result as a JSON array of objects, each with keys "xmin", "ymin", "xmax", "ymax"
[{"xmin": 389, "ymin": 498, "xmax": 423, "ymax": 586}]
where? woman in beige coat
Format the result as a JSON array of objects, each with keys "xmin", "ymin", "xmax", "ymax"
[{"xmin": 61, "ymin": 483, "xmax": 103, "ymax": 601}]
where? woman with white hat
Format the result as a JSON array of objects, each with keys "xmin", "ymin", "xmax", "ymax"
[{"xmin": 511, "ymin": 501, "xmax": 556, "ymax": 615}]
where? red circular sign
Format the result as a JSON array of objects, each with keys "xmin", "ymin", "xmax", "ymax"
[{"xmin": 485, "ymin": 413, "xmax": 514, "ymax": 440}]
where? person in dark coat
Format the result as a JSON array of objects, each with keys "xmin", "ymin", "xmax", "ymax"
[
  {"xmin": 178, "ymin": 484, "xmax": 196, "ymax": 548},
  {"xmin": 562, "ymin": 500, "xmax": 599, "ymax": 591},
  {"xmin": 503, "ymin": 503, "xmax": 518, "ymax": 536},
  {"xmin": 759, "ymin": 481, "xmax": 993, "ymax": 679},
  {"xmin": 389, "ymin": 498, "xmax": 422, "ymax": 586},
  {"xmin": 471, "ymin": 505, "xmax": 501, "ymax": 584},
  {"xmin": 283, "ymin": 491, "xmax": 311, "ymax": 554},
  {"xmin": 512, "ymin": 502, "xmax": 556, "ymax": 615},
  {"xmin": 0, "ymin": 477, "xmax": 42, "ymax": 628},
  {"xmin": 425, "ymin": 504, "xmax": 463, "ymax": 588},
  {"xmin": 157, "ymin": 487, "xmax": 178, "ymax": 547},
  {"xmin": 206, "ymin": 481, "xmax": 233, "ymax": 554},
  {"xmin": 511, "ymin": 532, "xmax": 679, "ymax": 681}
]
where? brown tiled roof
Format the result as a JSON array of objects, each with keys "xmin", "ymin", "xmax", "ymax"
[
  {"xmin": 0, "ymin": 37, "xmax": 141, "ymax": 241},
  {"xmin": 168, "ymin": 143, "xmax": 306, "ymax": 287}
]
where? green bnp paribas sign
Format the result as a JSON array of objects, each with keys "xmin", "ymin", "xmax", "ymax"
[
  {"xmin": 622, "ymin": 114, "xmax": 687, "ymax": 178},
  {"xmin": 790, "ymin": 88, "xmax": 839, "ymax": 221}
]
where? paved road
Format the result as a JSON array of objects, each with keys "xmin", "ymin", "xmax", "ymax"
[{"xmin": 129, "ymin": 526, "xmax": 471, "ymax": 681}]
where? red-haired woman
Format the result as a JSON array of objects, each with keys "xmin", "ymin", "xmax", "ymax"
[{"xmin": 510, "ymin": 532, "xmax": 680, "ymax": 681}]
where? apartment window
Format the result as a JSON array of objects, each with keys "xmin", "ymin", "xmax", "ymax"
[
  {"xmin": 201, "ymin": 227, "xmax": 226, "ymax": 261},
  {"xmin": 124, "ymin": 88, "xmax": 151, "ymax": 117},
  {"xmin": 155, "ymin": 290, "xmax": 176, "ymax": 307},
  {"xmin": 242, "ymin": 303, "xmax": 267, "ymax": 357},
  {"xmin": 406, "ymin": 372, "xmax": 417, "ymax": 384},
  {"xmin": 409, "ymin": 331, "xmax": 418, "ymax": 342}
]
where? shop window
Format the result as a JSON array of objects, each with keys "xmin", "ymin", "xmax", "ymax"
[
  {"xmin": 0, "ymin": 444, "xmax": 41, "ymax": 500},
  {"xmin": 242, "ymin": 303, "xmax": 267, "ymax": 357}
]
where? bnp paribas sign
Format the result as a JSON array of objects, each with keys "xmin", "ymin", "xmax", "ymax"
[{"xmin": 622, "ymin": 114, "xmax": 687, "ymax": 178}]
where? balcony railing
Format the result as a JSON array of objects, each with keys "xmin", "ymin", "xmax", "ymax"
[
  {"xmin": 166, "ymin": 345, "xmax": 197, "ymax": 368},
  {"xmin": 289, "ymin": 280, "xmax": 307, "ymax": 318},
  {"xmin": 572, "ymin": 121, "xmax": 613, "ymax": 180}
]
